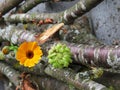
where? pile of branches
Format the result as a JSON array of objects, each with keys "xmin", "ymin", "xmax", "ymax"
[{"xmin": 0, "ymin": 0, "xmax": 120, "ymax": 90}]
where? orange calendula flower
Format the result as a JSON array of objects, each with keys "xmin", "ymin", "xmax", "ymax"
[{"xmin": 16, "ymin": 42, "xmax": 43, "ymax": 68}]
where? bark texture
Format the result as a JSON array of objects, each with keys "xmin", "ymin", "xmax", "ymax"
[
  {"xmin": 67, "ymin": 43, "xmax": 120, "ymax": 69},
  {"xmin": 0, "ymin": 0, "xmax": 23, "ymax": 16},
  {"xmin": 45, "ymin": 65, "xmax": 108, "ymax": 90},
  {"xmin": 0, "ymin": 62, "xmax": 20, "ymax": 86},
  {"xmin": 14, "ymin": 0, "xmax": 73, "ymax": 13},
  {"xmin": 5, "ymin": 0, "xmax": 104, "ymax": 24},
  {"xmin": 15, "ymin": 0, "xmax": 49, "ymax": 13},
  {"xmin": 0, "ymin": 23, "xmax": 63, "ymax": 44}
]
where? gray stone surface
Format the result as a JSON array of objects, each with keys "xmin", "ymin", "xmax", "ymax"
[{"xmin": 90, "ymin": 0, "xmax": 120, "ymax": 45}]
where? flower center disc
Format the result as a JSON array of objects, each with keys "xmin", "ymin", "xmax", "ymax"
[{"xmin": 26, "ymin": 51, "xmax": 34, "ymax": 59}]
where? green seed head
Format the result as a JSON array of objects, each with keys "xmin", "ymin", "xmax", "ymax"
[{"xmin": 47, "ymin": 43, "xmax": 72, "ymax": 68}]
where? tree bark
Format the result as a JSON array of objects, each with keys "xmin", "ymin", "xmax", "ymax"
[
  {"xmin": 0, "ymin": 62, "xmax": 20, "ymax": 86},
  {"xmin": 66, "ymin": 43, "xmax": 120, "ymax": 69},
  {"xmin": 0, "ymin": 25, "xmax": 35, "ymax": 44},
  {"xmin": 5, "ymin": 0, "xmax": 104, "ymax": 24},
  {"xmin": 45, "ymin": 65, "xmax": 108, "ymax": 90},
  {"xmin": 34, "ymin": 76, "xmax": 78, "ymax": 90},
  {"xmin": 0, "ymin": 0, "xmax": 23, "ymax": 16},
  {"xmin": 14, "ymin": 0, "xmax": 73, "ymax": 13},
  {"xmin": 0, "ymin": 62, "xmax": 78, "ymax": 90},
  {"xmin": 0, "ymin": 23, "xmax": 63, "ymax": 44}
]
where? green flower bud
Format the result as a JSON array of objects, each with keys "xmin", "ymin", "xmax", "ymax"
[
  {"xmin": 47, "ymin": 43, "xmax": 72, "ymax": 68},
  {"xmin": 0, "ymin": 51, "xmax": 5, "ymax": 60},
  {"xmin": 48, "ymin": 59, "xmax": 56, "ymax": 64},
  {"xmin": 48, "ymin": 53, "xmax": 57, "ymax": 58},
  {"xmin": 2, "ymin": 46, "xmax": 10, "ymax": 54}
]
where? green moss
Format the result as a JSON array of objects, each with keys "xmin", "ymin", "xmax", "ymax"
[
  {"xmin": 108, "ymin": 86, "xmax": 114, "ymax": 90},
  {"xmin": 68, "ymin": 84, "xmax": 76, "ymax": 90},
  {"xmin": 92, "ymin": 68, "xmax": 103, "ymax": 79},
  {"xmin": 109, "ymin": 54, "xmax": 115, "ymax": 62}
]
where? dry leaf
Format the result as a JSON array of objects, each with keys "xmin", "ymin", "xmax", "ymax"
[{"xmin": 16, "ymin": 72, "xmax": 39, "ymax": 90}]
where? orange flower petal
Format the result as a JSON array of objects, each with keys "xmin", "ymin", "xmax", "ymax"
[
  {"xmin": 16, "ymin": 41, "xmax": 43, "ymax": 67},
  {"xmin": 18, "ymin": 42, "xmax": 28, "ymax": 51},
  {"xmin": 24, "ymin": 59, "xmax": 34, "ymax": 67},
  {"xmin": 27, "ymin": 42, "xmax": 38, "ymax": 51},
  {"xmin": 16, "ymin": 51, "xmax": 26, "ymax": 60},
  {"xmin": 34, "ymin": 47, "xmax": 43, "ymax": 56},
  {"xmin": 31, "ymin": 55, "xmax": 41, "ymax": 64},
  {"xmin": 19, "ymin": 57, "xmax": 27, "ymax": 64}
]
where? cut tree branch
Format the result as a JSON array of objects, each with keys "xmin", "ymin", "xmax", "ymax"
[
  {"xmin": 14, "ymin": 0, "xmax": 73, "ymax": 13},
  {"xmin": 66, "ymin": 43, "xmax": 120, "ymax": 69},
  {"xmin": 0, "ymin": 62, "xmax": 20, "ymax": 86},
  {"xmin": 45, "ymin": 65, "xmax": 108, "ymax": 90},
  {"xmin": 0, "ymin": 0, "xmax": 23, "ymax": 17},
  {"xmin": 0, "ymin": 23, "xmax": 63, "ymax": 44},
  {"xmin": 5, "ymin": 0, "xmax": 104, "ymax": 24},
  {"xmin": 14, "ymin": 0, "xmax": 49, "ymax": 13},
  {"xmin": 38, "ymin": 40, "xmax": 120, "ymax": 70},
  {"xmin": 34, "ymin": 76, "xmax": 78, "ymax": 90},
  {"xmin": 0, "ymin": 62, "xmax": 78, "ymax": 90}
]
